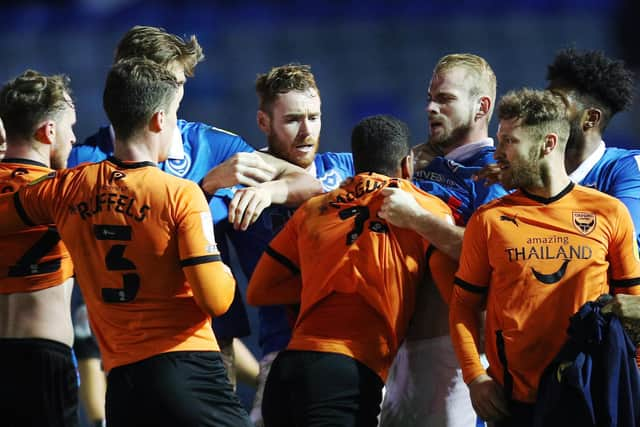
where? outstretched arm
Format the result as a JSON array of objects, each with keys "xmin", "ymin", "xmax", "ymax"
[{"xmin": 378, "ymin": 187, "xmax": 464, "ymax": 259}]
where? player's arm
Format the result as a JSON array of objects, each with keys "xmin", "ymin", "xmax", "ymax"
[
  {"xmin": 428, "ymin": 247, "xmax": 458, "ymax": 304},
  {"xmin": 607, "ymin": 201, "xmax": 640, "ymax": 297},
  {"xmin": 604, "ymin": 155, "xmax": 640, "ymax": 250},
  {"xmin": 449, "ymin": 213, "xmax": 509, "ymax": 421},
  {"xmin": 228, "ymin": 172, "xmax": 322, "ymax": 231},
  {"xmin": 378, "ymin": 186, "xmax": 464, "ymax": 259},
  {"xmin": 0, "ymin": 172, "xmax": 60, "ymax": 235},
  {"xmin": 178, "ymin": 184, "xmax": 236, "ymax": 317},
  {"xmin": 247, "ymin": 216, "xmax": 302, "ymax": 306}
]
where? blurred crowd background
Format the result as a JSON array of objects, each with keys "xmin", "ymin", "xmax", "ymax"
[
  {"xmin": 1, "ymin": 0, "xmax": 639, "ymax": 152},
  {"xmin": 1, "ymin": 0, "xmax": 639, "ymax": 416}
]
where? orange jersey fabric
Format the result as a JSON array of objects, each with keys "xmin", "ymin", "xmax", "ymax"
[
  {"xmin": 0, "ymin": 158, "xmax": 233, "ymax": 371},
  {"xmin": 248, "ymin": 173, "xmax": 454, "ymax": 380},
  {"xmin": 0, "ymin": 160, "xmax": 73, "ymax": 294},
  {"xmin": 450, "ymin": 183, "xmax": 640, "ymax": 402}
]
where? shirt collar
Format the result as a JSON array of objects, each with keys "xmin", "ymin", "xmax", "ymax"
[
  {"xmin": 568, "ymin": 140, "xmax": 605, "ymax": 184},
  {"xmin": 109, "ymin": 123, "xmax": 185, "ymax": 160},
  {"xmin": 444, "ymin": 138, "xmax": 494, "ymax": 162}
]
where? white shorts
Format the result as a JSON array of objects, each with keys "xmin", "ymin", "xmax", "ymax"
[{"xmin": 379, "ymin": 336, "xmax": 482, "ymax": 427}]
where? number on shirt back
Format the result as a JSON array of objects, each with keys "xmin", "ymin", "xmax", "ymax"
[
  {"xmin": 339, "ymin": 206, "xmax": 388, "ymax": 245},
  {"xmin": 7, "ymin": 226, "xmax": 62, "ymax": 276},
  {"xmin": 94, "ymin": 224, "xmax": 140, "ymax": 303}
]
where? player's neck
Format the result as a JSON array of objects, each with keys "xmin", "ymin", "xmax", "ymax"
[
  {"xmin": 441, "ymin": 128, "xmax": 488, "ymax": 156},
  {"xmin": 564, "ymin": 133, "xmax": 602, "ymax": 175},
  {"xmin": 523, "ymin": 163, "xmax": 571, "ymax": 200},
  {"xmin": 113, "ymin": 138, "xmax": 159, "ymax": 164},
  {"xmin": 3, "ymin": 139, "xmax": 50, "ymax": 167}
]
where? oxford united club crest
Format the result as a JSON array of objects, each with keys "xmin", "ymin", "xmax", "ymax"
[{"xmin": 572, "ymin": 211, "xmax": 596, "ymax": 235}]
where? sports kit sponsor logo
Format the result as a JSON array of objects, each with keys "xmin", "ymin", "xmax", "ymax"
[
  {"xmin": 11, "ymin": 168, "xmax": 29, "ymax": 178},
  {"xmin": 531, "ymin": 259, "xmax": 570, "ymax": 284},
  {"xmin": 109, "ymin": 170, "xmax": 126, "ymax": 183},
  {"xmin": 500, "ymin": 214, "xmax": 518, "ymax": 226}
]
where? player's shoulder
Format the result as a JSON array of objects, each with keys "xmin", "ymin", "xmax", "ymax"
[
  {"xmin": 316, "ymin": 151, "xmax": 353, "ymax": 164},
  {"xmin": 572, "ymin": 183, "xmax": 627, "ymax": 210},
  {"xmin": 179, "ymin": 119, "xmax": 242, "ymax": 141},
  {"xmin": 463, "ymin": 145, "xmax": 497, "ymax": 167},
  {"xmin": 403, "ymin": 179, "xmax": 452, "ymax": 211}
]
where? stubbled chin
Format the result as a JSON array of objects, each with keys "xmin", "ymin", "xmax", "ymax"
[{"xmin": 291, "ymin": 151, "xmax": 314, "ymax": 169}]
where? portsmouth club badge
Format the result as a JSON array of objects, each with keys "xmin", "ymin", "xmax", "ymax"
[{"xmin": 572, "ymin": 211, "xmax": 596, "ymax": 235}]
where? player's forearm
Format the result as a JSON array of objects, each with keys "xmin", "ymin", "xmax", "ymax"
[
  {"xmin": 449, "ymin": 290, "xmax": 486, "ymax": 384},
  {"xmin": 256, "ymin": 173, "xmax": 322, "ymax": 207},
  {"xmin": 412, "ymin": 210, "xmax": 464, "ymax": 260}
]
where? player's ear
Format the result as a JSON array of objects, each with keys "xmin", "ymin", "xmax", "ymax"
[
  {"xmin": 543, "ymin": 133, "xmax": 558, "ymax": 155},
  {"xmin": 401, "ymin": 153, "xmax": 413, "ymax": 179},
  {"xmin": 34, "ymin": 120, "xmax": 55, "ymax": 145},
  {"xmin": 149, "ymin": 110, "xmax": 165, "ymax": 133},
  {"xmin": 475, "ymin": 96, "xmax": 491, "ymax": 121},
  {"xmin": 257, "ymin": 110, "xmax": 271, "ymax": 135},
  {"xmin": 583, "ymin": 108, "xmax": 601, "ymax": 132}
]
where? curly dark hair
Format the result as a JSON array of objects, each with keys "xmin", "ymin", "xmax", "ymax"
[
  {"xmin": 351, "ymin": 114, "xmax": 410, "ymax": 176},
  {"xmin": 546, "ymin": 48, "xmax": 634, "ymax": 117}
]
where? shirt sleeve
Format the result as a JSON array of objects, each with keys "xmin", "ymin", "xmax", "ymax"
[
  {"xmin": 177, "ymin": 181, "xmax": 236, "ymax": 316},
  {"xmin": 13, "ymin": 171, "xmax": 62, "ymax": 226},
  {"xmin": 177, "ymin": 181, "xmax": 225, "ymax": 263},
  {"xmin": 428, "ymin": 248, "xmax": 459, "ymax": 304},
  {"xmin": 449, "ymin": 211, "xmax": 490, "ymax": 384},
  {"xmin": 606, "ymin": 154, "xmax": 640, "ymax": 249},
  {"xmin": 608, "ymin": 200, "xmax": 640, "ymax": 294},
  {"xmin": 247, "ymin": 211, "xmax": 302, "ymax": 306}
]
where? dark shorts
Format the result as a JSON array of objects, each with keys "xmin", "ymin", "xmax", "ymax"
[
  {"xmin": 106, "ymin": 351, "xmax": 252, "ymax": 427},
  {"xmin": 262, "ymin": 350, "xmax": 384, "ymax": 427},
  {"xmin": 0, "ymin": 338, "xmax": 79, "ymax": 427}
]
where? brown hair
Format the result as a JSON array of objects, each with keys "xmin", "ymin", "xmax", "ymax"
[
  {"xmin": 103, "ymin": 58, "xmax": 179, "ymax": 141},
  {"xmin": 498, "ymin": 88, "xmax": 569, "ymax": 144},
  {"xmin": 115, "ymin": 25, "xmax": 204, "ymax": 77},
  {"xmin": 256, "ymin": 63, "xmax": 319, "ymax": 113},
  {"xmin": 0, "ymin": 70, "xmax": 72, "ymax": 141}
]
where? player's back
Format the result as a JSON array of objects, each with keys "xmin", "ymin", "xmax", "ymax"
[
  {"xmin": 286, "ymin": 173, "xmax": 452, "ymax": 378},
  {"xmin": 0, "ymin": 160, "xmax": 72, "ymax": 294},
  {"xmin": 18, "ymin": 157, "xmax": 220, "ymax": 371}
]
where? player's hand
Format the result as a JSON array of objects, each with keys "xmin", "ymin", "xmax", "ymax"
[
  {"xmin": 411, "ymin": 142, "xmax": 440, "ymax": 171},
  {"xmin": 473, "ymin": 163, "xmax": 501, "ymax": 186},
  {"xmin": 468, "ymin": 374, "xmax": 510, "ymax": 422},
  {"xmin": 228, "ymin": 187, "xmax": 272, "ymax": 231},
  {"xmin": 378, "ymin": 187, "xmax": 425, "ymax": 228},
  {"xmin": 201, "ymin": 152, "xmax": 277, "ymax": 195},
  {"xmin": 602, "ymin": 294, "xmax": 640, "ymax": 344},
  {"xmin": 602, "ymin": 294, "xmax": 640, "ymax": 319}
]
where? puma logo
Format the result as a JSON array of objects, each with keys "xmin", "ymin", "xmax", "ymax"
[
  {"xmin": 500, "ymin": 215, "xmax": 518, "ymax": 226},
  {"xmin": 531, "ymin": 259, "xmax": 570, "ymax": 284}
]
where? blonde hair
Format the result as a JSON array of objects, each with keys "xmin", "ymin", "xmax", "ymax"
[{"xmin": 434, "ymin": 53, "xmax": 497, "ymax": 121}]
